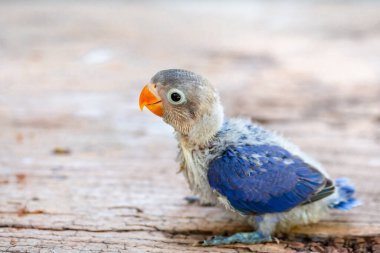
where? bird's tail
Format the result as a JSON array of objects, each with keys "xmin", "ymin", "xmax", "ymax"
[{"xmin": 328, "ymin": 178, "xmax": 361, "ymax": 211}]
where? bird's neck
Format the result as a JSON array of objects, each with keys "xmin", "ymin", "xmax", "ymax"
[{"xmin": 177, "ymin": 103, "xmax": 224, "ymax": 148}]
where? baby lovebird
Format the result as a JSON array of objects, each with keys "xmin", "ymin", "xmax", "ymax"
[{"xmin": 138, "ymin": 69, "xmax": 359, "ymax": 246}]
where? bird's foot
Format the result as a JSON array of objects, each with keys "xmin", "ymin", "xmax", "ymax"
[
  {"xmin": 184, "ymin": 196, "xmax": 199, "ymax": 204},
  {"xmin": 184, "ymin": 196, "xmax": 215, "ymax": 206},
  {"xmin": 202, "ymin": 231, "xmax": 272, "ymax": 246}
]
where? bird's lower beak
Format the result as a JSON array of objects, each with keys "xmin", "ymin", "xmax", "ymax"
[{"xmin": 139, "ymin": 84, "xmax": 163, "ymax": 117}]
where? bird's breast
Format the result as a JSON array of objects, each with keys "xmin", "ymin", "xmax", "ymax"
[{"xmin": 179, "ymin": 143, "xmax": 217, "ymax": 204}]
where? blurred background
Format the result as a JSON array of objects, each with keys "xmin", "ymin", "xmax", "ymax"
[{"xmin": 0, "ymin": 1, "xmax": 380, "ymax": 252}]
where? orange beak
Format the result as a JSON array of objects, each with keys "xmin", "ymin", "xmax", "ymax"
[{"xmin": 139, "ymin": 84, "xmax": 164, "ymax": 117}]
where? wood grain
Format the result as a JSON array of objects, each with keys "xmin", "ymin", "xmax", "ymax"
[{"xmin": 0, "ymin": 1, "xmax": 379, "ymax": 252}]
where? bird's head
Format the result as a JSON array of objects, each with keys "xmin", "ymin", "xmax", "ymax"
[{"xmin": 139, "ymin": 69, "xmax": 224, "ymax": 144}]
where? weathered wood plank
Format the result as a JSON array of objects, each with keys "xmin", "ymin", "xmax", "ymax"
[{"xmin": 1, "ymin": 1, "xmax": 380, "ymax": 252}]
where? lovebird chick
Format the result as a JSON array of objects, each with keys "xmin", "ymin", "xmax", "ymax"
[{"xmin": 138, "ymin": 69, "xmax": 360, "ymax": 246}]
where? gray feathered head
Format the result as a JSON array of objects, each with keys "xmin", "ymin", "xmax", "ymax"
[{"xmin": 139, "ymin": 69, "xmax": 224, "ymax": 140}]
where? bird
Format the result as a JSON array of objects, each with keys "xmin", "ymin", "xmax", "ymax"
[{"xmin": 138, "ymin": 69, "xmax": 360, "ymax": 246}]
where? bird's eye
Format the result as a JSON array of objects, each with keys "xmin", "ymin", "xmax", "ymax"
[{"xmin": 167, "ymin": 89, "xmax": 186, "ymax": 105}]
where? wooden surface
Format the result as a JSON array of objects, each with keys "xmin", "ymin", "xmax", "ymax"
[{"xmin": 1, "ymin": 1, "xmax": 380, "ymax": 252}]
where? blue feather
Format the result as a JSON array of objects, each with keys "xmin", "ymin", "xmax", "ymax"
[
  {"xmin": 329, "ymin": 178, "xmax": 361, "ymax": 211},
  {"xmin": 207, "ymin": 145, "xmax": 326, "ymax": 214}
]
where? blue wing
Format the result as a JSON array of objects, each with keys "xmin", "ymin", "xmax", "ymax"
[{"xmin": 207, "ymin": 145, "xmax": 331, "ymax": 214}]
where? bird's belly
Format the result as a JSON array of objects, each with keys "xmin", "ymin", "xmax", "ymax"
[
  {"xmin": 180, "ymin": 148, "xmax": 218, "ymax": 205},
  {"xmin": 183, "ymin": 164, "xmax": 218, "ymax": 205}
]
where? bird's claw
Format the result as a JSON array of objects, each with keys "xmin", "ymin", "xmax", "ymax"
[
  {"xmin": 184, "ymin": 196, "xmax": 199, "ymax": 204},
  {"xmin": 201, "ymin": 232, "xmax": 272, "ymax": 246},
  {"xmin": 184, "ymin": 196, "xmax": 216, "ymax": 206}
]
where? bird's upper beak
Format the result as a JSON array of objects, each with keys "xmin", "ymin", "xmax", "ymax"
[{"xmin": 139, "ymin": 83, "xmax": 164, "ymax": 117}]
